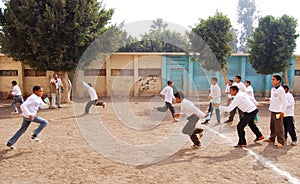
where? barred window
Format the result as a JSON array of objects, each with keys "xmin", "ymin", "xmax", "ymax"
[
  {"xmin": 24, "ymin": 69, "xmax": 46, "ymax": 77},
  {"xmin": 0, "ymin": 70, "xmax": 18, "ymax": 76},
  {"xmin": 84, "ymin": 69, "xmax": 106, "ymax": 76},
  {"xmin": 111, "ymin": 69, "xmax": 134, "ymax": 76}
]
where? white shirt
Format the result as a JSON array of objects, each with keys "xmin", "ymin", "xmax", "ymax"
[
  {"xmin": 160, "ymin": 85, "xmax": 174, "ymax": 104},
  {"xmin": 209, "ymin": 84, "xmax": 221, "ymax": 103},
  {"xmin": 82, "ymin": 81, "xmax": 98, "ymax": 101},
  {"xmin": 233, "ymin": 82, "xmax": 247, "ymax": 93},
  {"xmin": 269, "ymin": 86, "xmax": 287, "ymax": 113},
  {"xmin": 246, "ymin": 85, "xmax": 254, "ymax": 98},
  {"xmin": 181, "ymin": 98, "xmax": 205, "ymax": 118},
  {"xmin": 219, "ymin": 92, "xmax": 258, "ymax": 113},
  {"xmin": 285, "ymin": 92, "xmax": 294, "ymax": 117},
  {"xmin": 21, "ymin": 93, "xmax": 48, "ymax": 118},
  {"xmin": 225, "ymin": 84, "xmax": 232, "ymax": 99},
  {"xmin": 50, "ymin": 78, "xmax": 63, "ymax": 90},
  {"xmin": 11, "ymin": 85, "xmax": 22, "ymax": 96}
]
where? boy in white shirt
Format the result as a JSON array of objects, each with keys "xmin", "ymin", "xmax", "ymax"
[
  {"xmin": 174, "ymin": 91, "xmax": 206, "ymax": 149},
  {"xmin": 50, "ymin": 74, "xmax": 64, "ymax": 108},
  {"xmin": 202, "ymin": 77, "xmax": 221, "ymax": 125},
  {"xmin": 81, "ymin": 81, "xmax": 105, "ymax": 114},
  {"xmin": 9, "ymin": 80, "xmax": 24, "ymax": 113},
  {"xmin": 264, "ymin": 75, "xmax": 287, "ymax": 148},
  {"xmin": 157, "ymin": 81, "xmax": 178, "ymax": 122},
  {"xmin": 245, "ymin": 80, "xmax": 254, "ymax": 98},
  {"xmin": 7, "ymin": 86, "xmax": 50, "ymax": 150},
  {"xmin": 281, "ymin": 84, "xmax": 297, "ymax": 146}
]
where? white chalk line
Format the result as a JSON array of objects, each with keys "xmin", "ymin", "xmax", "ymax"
[{"xmin": 203, "ymin": 125, "xmax": 300, "ymax": 184}]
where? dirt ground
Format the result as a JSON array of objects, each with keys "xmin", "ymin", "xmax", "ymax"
[{"xmin": 0, "ymin": 96, "xmax": 300, "ymax": 184}]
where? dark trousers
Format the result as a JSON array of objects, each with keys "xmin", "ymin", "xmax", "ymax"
[
  {"xmin": 283, "ymin": 116, "xmax": 297, "ymax": 142},
  {"xmin": 269, "ymin": 112, "xmax": 285, "ymax": 145},
  {"xmin": 237, "ymin": 109, "xmax": 263, "ymax": 145},
  {"xmin": 206, "ymin": 102, "xmax": 220, "ymax": 123},
  {"xmin": 229, "ymin": 107, "xmax": 244, "ymax": 121},
  {"xmin": 157, "ymin": 101, "xmax": 175, "ymax": 118},
  {"xmin": 85, "ymin": 100, "xmax": 104, "ymax": 113},
  {"xmin": 182, "ymin": 114, "xmax": 202, "ymax": 146}
]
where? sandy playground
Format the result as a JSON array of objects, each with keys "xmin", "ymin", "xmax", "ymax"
[{"xmin": 0, "ymin": 96, "xmax": 300, "ymax": 184}]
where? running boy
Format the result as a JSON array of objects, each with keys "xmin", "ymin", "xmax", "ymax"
[
  {"xmin": 7, "ymin": 86, "xmax": 50, "ymax": 150},
  {"xmin": 157, "ymin": 80, "xmax": 178, "ymax": 122},
  {"xmin": 9, "ymin": 80, "xmax": 24, "ymax": 113},
  {"xmin": 174, "ymin": 91, "xmax": 205, "ymax": 149},
  {"xmin": 81, "ymin": 81, "xmax": 105, "ymax": 114}
]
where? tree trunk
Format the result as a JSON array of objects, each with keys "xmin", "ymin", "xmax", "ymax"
[
  {"xmin": 58, "ymin": 71, "xmax": 72, "ymax": 103},
  {"xmin": 283, "ymin": 70, "xmax": 289, "ymax": 86},
  {"xmin": 221, "ymin": 67, "xmax": 228, "ymax": 88}
]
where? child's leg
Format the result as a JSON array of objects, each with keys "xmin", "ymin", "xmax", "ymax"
[
  {"xmin": 166, "ymin": 102, "xmax": 175, "ymax": 118},
  {"xmin": 32, "ymin": 116, "xmax": 48, "ymax": 136},
  {"xmin": 283, "ymin": 117, "xmax": 289, "ymax": 140},
  {"xmin": 157, "ymin": 102, "xmax": 168, "ymax": 112},
  {"xmin": 190, "ymin": 128, "xmax": 204, "ymax": 146},
  {"xmin": 285, "ymin": 117, "xmax": 297, "ymax": 142},
  {"xmin": 7, "ymin": 118, "xmax": 31, "ymax": 145},
  {"xmin": 85, "ymin": 100, "xmax": 95, "ymax": 113},
  {"xmin": 215, "ymin": 108, "xmax": 221, "ymax": 123}
]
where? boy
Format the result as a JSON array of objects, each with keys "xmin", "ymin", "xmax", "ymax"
[
  {"xmin": 9, "ymin": 80, "xmax": 24, "ymax": 113},
  {"xmin": 157, "ymin": 80, "xmax": 178, "ymax": 122},
  {"xmin": 174, "ymin": 91, "xmax": 205, "ymax": 149},
  {"xmin": 282, "ymin": 84, "xmax": 297, "ymax": 146},
  {"xmin": 50, "ymin": 74, "xmax": 64, "ymax": 108},
  {"xmin": 7, "ymin": 86, "xmax": 50, "ymax": 150},
  {"xmin": 81, "ymin": 81, "xmax": 105, "ymax": 114},
  {"xmin": 202, "ymin": 77, "xmax": 221, "ymax": 125},
  {"xmin": 264, "ymin": 75, "xmax": 287, "ymax": 148},
  {"xmin": 216, "ymin": 86, "xmax": 264, "ymax": 148}
]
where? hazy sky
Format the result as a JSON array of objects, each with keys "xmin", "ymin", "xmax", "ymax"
[{"xmin": 104, "ymin": 0, "xmax": 300, "ymax": 54}]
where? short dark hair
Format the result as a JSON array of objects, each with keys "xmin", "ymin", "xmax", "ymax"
[
  {"xmin": 211, "ymin": 77, "xmax": 218, "ymax": 82},
  {"xmin": 12, "ymin": 81, "xmax": 17, "ymax": 85},
  {"xmin": 282, "ymin": 84, "xmax": 289, "ymax": 92},
  {"xmin": 167, "ymin": 80, "xmax": 173, "ymax": 86},
  {"xmin": 230, "ymin": 85, "xmax": 239, "ymax": 92},
  {"xmin": 245, "ymin": 80, "xmax": 251, "ymax": 85},
  {"xmin": 235, "ymin": 75, "xmax": 241, "ymax": 80},
  {"xmin": 229, "ymin": 79, "xmax": 233, "ymax": 83},
  {"xmin": 272, "ymin": 74, "xmax": 282, "ymax": 82},
  {"xmin": 88, "ymin": 83, "xmax": 92, "ymax": 87},
  {"xmin": 33, "ymin": 86, "xmax": 41, "ymax": 92},
  {"xmin": 174, "ymin": 91, "xmax": 184, "ymax": 100}
]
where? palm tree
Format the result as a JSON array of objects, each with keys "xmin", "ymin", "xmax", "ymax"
[{"xmin": 150, "ymin": 18, "xmax": 168, "ymax": 32}]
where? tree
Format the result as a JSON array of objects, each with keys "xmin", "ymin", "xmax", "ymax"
[
  {"xmin": 0, "ymin": 0, "xmax": 113, "ymax": 101},
  {"xmin": 150, "ymin": 18, "xmax": 168, "ymax": 32},
  {"xmin": 236, "ymin": 0, "xmax": 258, "ymax": 53},
  {"xmin": 189, "ymin": 11, "xmax": 233, "ymax": 84},
  {"xmin": 248, "ymin": 15, "xmax": 299, "ymax": 85}
]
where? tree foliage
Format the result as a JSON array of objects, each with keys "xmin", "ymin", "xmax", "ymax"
[
  {"xmin": 248, "ymin": 15, "xmax": 299, "ymax": 75},
  {"xmin": 0, "ymin": 0, "xmax": 113, "ymax": 72},
  {"xmin": 236, "ymin": 0, "xmax": 258, "ymax": 53}
]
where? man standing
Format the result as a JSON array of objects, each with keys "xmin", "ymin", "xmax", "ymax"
[
  {"xmin": 264, "ymin": 75, "xmax": 287, "ymax": 148},
  {"xmin": 50, "ymin": 74, "xmax": 64, "ymax": 108},
  {"xmin": 9, "ymin": 80, "xmax": 24, "ymax": 113},
  {"xmin": 217, "ymin": 86, "xmax": 264, "ymax": 148}
]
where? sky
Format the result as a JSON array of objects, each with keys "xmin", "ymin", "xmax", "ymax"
[{"xmin": 104, "ymin": 0, "xmax": 300, "ymax": 54}]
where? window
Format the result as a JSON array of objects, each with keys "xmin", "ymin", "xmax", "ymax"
[
  {"xmin": 0, "ymin": 70, "xmax": 18, "ymax": 76},
  {"xmin": 84, "ymin": 69, "xmax": 106, "ymax": 76},
  {"xmin": 139, "ymin": 69, "xmax": 161, "ymax": 76},
  {"xmin": 24, "ymin": 69, "xmax": 46, "ymax": 77},
  {"xmin": 295, "ymin": 70, "xmax": 300, "ymax": 76},
  {"xmin": 111, "ymin": 69, "xmax": 134, "ymax": 76}
]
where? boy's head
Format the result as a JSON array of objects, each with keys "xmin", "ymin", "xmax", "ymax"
[
  {"xmin": 229, "ymin": 85, "xmax": 239, "ymax": 96},
  {"xmin": 272, "ymin": 74, "xmax": 282, "ymax": 87},
  {"xmin": 281, "ymin": 84, "xmax": 289, "ymax": 93},
  {"xmin": 88, "ymin": 83, "xmax": 92, "ymax": 87},
  {"xmin": 53, "ymin": 74, "xmax": 58, "ymax": 79},
  {"xmin": 211, "ymin": 77, "xmax": 218, "ymax": 85},
  {"xmin": 33, "ymin": 86, "xmax": 44, "ymax": 97},
  {"xmin": 167, "ymin": 80, "xmax": 174, "ymax": 87},
  {"xmin": 245, "ymin": 80, "xmax": 251, "ymax": 87},
  {"xmin": 12, "ymin": 80, "xmax": 17, "ymax": 86},
  {"xmin": 228, "ymin": 79, "xmax": 233, "ymax": 85},
  {"xmin": 235, "ymin": 75, "xmax": 241, "ymax": 83},
  {"xmin": 174, "ymin": 91, "xmax": 184, "ymax": 103}
]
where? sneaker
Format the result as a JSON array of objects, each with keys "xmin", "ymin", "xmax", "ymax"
[
  {"xmin": 254, "ymin": 135, "xmax": 265, "ymax": 142},
  {"xmin": 191, "ymin": 145, "xmax": 200, "ymax": 149},
  {"xmin": 201, "ymin": 120, "xmax": 209, "ymax": 124},
  {"xmin": 198, "ymin": 132, "xmax": 204, "ymax": 139},
  {"xmin": 32, "ymin": 134, "xmax": 43, "ymax": 143},
  {"xmin": 173, "ymin": 118, "xmax": 179, "ymax": 122},
  {"xmin": 291, "ymin": 141, "xmax": 297, "ymax": 146},
  {"xmin": 7, "ymin": 142, "xmax": 16, "ymax": 150},
  {"xmin": 273, "ymin": 143, "xmax": 283, "ymax": 148},
  {"xmin": 234, "ymin": 144, "xmax": 247, "ymax": 148},
  {"xmin": 102, "ymin": 103, "xmax": 106, "ymax": 108},
  {"xmin": 224, "ymin": 120, "xmax": 233, "ymax": 123}
]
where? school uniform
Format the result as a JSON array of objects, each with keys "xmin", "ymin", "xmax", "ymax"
[
  {"xmin": 283, "ymin": 92, "xmax": 297, "ymax": 143},
  {"xmin": 82, "ymin": 81, "xmax": 104, "ymax": 113},
  {"xmin": 205, "ymin": 83, "xmax": 221, "ymax": 123},
  {"xmin": 157, "ymin": 85, "xmax": 175, "ymax": 118},
  {"xmin": 219, "ymin": 92, "xmax": 263, "ymax": 146},
  {"xmin": 11, "ymin": 84, "xmax": 24, "ymax": 113}
]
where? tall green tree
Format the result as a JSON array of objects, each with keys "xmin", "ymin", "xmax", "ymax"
[
  {"xmin": 189, "ymin": 12, "xmax": 233, "ymax": 84},
  {"xmin": 0, "ymin": 0, "xmax": 113, "ymax": 101},
  {"xmin": 248, "ymin": 15, "xmax": 298, "ymax": 85},
  {"xmin": 236, "ymin": 0, "xmax": 258, "ymax": 53}
]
